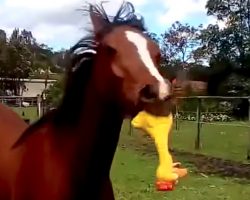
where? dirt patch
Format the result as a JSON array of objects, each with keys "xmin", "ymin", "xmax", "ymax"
[
  {"xmin": 119, "ymin": 134, "xmax": 250, "ymax": 180},
  {"xmin": 172, "ymin": 150, "xmax": 250, "ymax": 180}
]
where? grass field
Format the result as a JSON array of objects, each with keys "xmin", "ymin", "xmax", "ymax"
[
  {"xmin": 172, "ymin": 121, "xmax": 250, "ymax": 162},
  {"xmin": 111, "ymin": 148, "xmax": 250, "ymax": 200},
  {"xmin": 11, "ymin": 106, "xmax": 39, "ymax": 122},
  {"xmin": 122, "ymin": 119, "xmax": 250, "ymax": 162},
  {"xmin": 10, "ymin": 107, "xmax": 250, "ymax": 199},
  {"xmin": 111, "ymin": 120, "xmax": 250, "ymax": 199},
  {"xmin": 112, "ymin": 122, "xmax": 250, "ymax": 200}
]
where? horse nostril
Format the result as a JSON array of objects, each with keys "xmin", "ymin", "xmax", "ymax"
[
  {"xmin": 139, "ymin": 81, "xmax": 172, "ymax": 103},
  {"xmin": 140, "ymin": 84, "xmax": 158, "ymax": 101}
]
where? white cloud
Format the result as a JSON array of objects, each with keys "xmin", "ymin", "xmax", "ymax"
[
  {"xmin": 156, "ymin": 0, "xmax": 228, "ymax": 32},
  {"xmin": 0, "ymin": 0, "xmax": 149, "ymax": 50},
  {"xmin": 4, "ymin": 0, "xmax": 80, "ymax": 11},
  {"xmin": 1, "ymin": 0, "xmax": 85, "ymax": 49},
  {"xmin": 205, "ymin": 16, "xmax": 227, "ymax": 29},
  {"xmin": 158, "ymin": 0, "xmax": 207, "ymax": 25},
  {"xmin": 2, "ymin": 0, "xmax": 223, "ymax": 50}
]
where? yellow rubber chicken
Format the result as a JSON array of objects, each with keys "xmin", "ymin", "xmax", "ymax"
[{"xmin": 131, "ymin": 110, "xmax": 187, "ymax": 191}]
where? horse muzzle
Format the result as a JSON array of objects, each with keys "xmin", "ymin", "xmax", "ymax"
[{"xmin": 139, "ymin": 79, "xmax": 172, "ymax": 103}]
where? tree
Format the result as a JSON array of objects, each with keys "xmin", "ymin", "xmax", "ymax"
[
  {"xmin": 192, "ymin": 0, "xmax": 250, "ymax": 96},
  {"xmin": 146, "ymin": 32, "xmax": 160, "ymax": 44},
  {"xmin": 0, "ymin": 29, "xmax": 34, "ymax": 95},
  {"xmin": 161, "ymin": 21, "xmax": 203, "ymax": 67},
  {"xmin": 0, "ymin": 28, "xmax": 64, "ymax": 96},
  {"xmin": 0, "ymin": 29, "xmax": 7, "ymax": 75},
  {"xmin": 51, "ymin": 49, "xmax": 69, "ymax": 72},
  {"xmin": 0, "ymin": 29, "xmax": 7, "ymax": 45},
  {"xmin": 200, "ymin": 0, "xmax": 250, "ymax": 66},
  {"xmin": 44, "ymin": 77, "xmax": 64, "ymax": 108}
]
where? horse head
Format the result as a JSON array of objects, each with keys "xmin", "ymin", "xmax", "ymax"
[{"xmin": 76, "ymin": 2, "xmax": 172, "ymax": 116}]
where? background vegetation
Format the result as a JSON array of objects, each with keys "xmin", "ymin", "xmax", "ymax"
[{"xmin": 1, "ymin": 0, "xmax": 250, "ymax": 101}]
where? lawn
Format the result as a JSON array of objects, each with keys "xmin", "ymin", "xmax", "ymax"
[
  {"xmin": 173, "ymin": 121, "xmax": 250, "ymax": 162},
  {"xmin": 11, "ymin": 106, "xmax": 39, "ymax": 122},
  {"xmin": 109, "ymin": 121, "xmax": 250, "ymax": 199},
  {"xmin": 111, "ymin": 148, "xmax": 250, "ymax": 200},
  {"xmin": 122, "ymin": 119, "xmax": 250, "ymax": 162}
]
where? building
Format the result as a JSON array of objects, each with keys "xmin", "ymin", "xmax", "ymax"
[
  {"xmin": 22, "ymin": 79, "xmax": 57, "ymax": 97},
  {"xmin": 0, "ymin": 78, "xmax": 57, "ymax": 97}
]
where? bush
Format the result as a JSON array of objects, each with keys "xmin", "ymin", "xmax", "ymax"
[
  {"xmin": 44, "ymin": 77, "xmax": 64, "ymax": 108},
  {"xmin": 174, "ymin": 112, "xmax": 233, "ymax": 122}
]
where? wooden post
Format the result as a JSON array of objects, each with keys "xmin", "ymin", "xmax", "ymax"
[
  {"xmin": 247, "ymin": 98, "xmax": 250, "ymax": 160},
  {"xmin": 195, "ymin": 98, "xmax": 201, "ymax": 150},
  {"xmin": 175, "ymin": 104, "xmax": 179, "ymax": 130},
  {"xmin": 37, "ymin": 95, "xmax": 42, "ymax": 118},
  {"xmin": 19, "ymin": 97, "xmax": 22, "ymax": 107},
  {"xmin": 41, "ymin": 92, "xmax": 46, "ymax": 116},
  {"xmin": 128, "ymin": 119, "xmax": 133, "ymax": 136}
]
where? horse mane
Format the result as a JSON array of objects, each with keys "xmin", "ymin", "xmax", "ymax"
[{"xmin": 12, "ymin": 1, "xmax": 147, "ymax": 148}]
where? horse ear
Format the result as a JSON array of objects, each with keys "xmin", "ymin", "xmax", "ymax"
[{"xmin": 89, "ymin": 5, "xmax": 108, "ymax": 35}]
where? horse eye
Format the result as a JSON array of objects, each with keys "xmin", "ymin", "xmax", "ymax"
[{"xmin": 105, "ymin": 45, "xmax": 117, "ymax": 55}]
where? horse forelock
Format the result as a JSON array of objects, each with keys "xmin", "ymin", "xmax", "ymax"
[{"xmin": 87, "ymin": 1, "xmax": 146, "ymax": 32}]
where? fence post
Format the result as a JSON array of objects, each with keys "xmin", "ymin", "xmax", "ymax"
[
  {"xmin": 175, "ymin": 104, "xmax": 179, "ymax": 131},
  {"xmin": 19, "ymin": 97, "xmax": 22, "ymax": 107},
  {"xmin": 247, "ymin": 98, "xmax": 250, "ymax": 160},
  {"xmin": 195, "ymin": 98, "xmax": 201, "ymax": 150},
  {"xmin": 41, "ymin": 92, "xmax": 47, "ymax": 116},
  {"xmin": 37, "ymin": 95, "xmax": 42, "ymax": 118},
  {"xmin": 128, "ymin": 119, "xmax": 133, "ymax": 136}
]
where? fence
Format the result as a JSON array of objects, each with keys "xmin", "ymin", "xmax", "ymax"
[
  {"xmin": 2, "ymin": 95, "xmax": 250, "ymax": 161},
  {"xmin": 0, "ymin": 95, "xmax": 48, "ymax": 122},
  {"xmin": 175, "ymin": 96, "xmax": 250, "ymax": 160}
]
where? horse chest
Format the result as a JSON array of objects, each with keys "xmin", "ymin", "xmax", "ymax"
[{"xmin": 14, "ymin": 131, "xmax": 73, "ymax": 200}]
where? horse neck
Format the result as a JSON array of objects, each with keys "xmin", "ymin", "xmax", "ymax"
[
  {"xmin": 75, "ymin": 79, "xmax": 123, "ymax": 131},
  {"xmin": 58, "ymin": 71, "xmax": 124, "ymax": 198},
  {"xmin": 53, "ymin": 56, "xmax": 124, "ymax": 166},
  {"xmin": 75, "ymin": 60, "xmax": 124, "ymax": 137}
]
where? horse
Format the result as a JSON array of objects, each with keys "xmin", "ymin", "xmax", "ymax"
[
  {"xmin": 0, "ymin": 103, "xmax": 28, "ymax": 199},
  {"xmin": 0, "ymin": 2, "xmax": 175, "ymax": 200}
]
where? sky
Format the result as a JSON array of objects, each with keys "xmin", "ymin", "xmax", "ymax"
[{"xmin": 0, "ymin": 0, "xmax": 222, "ymax": 51}]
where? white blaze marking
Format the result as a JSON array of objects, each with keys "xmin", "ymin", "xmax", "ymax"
[{"xmin": 125, "ymin": 30, "xmax": 170, "ymax": 99}]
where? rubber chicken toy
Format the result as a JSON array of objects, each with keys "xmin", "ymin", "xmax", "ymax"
[{"xmin": 131, "ymin": 110, "xmax": 188, "ymax": 191}]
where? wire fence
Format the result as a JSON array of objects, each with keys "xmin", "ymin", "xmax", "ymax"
[
  {"xmin": 0, "ymin": 95, "xmax": 48, "ymax": 123},
  {"xmin": 174, "ymin": 96, "xmax": 250, "ymax": 161},
  {"xmin": 1, "ymin": 95, "xmax": 250, "ymax": 161}
]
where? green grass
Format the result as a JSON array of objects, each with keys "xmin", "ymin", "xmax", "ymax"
[
  {"xmin": 111, "ymin": 148, "xmax": 250, "ymax": 200},
  {"xmin": 11, "ymin": 106, "xmax": 38, "ymax": 122},
  {"xmin": 110, "ymin": 121, "xmax": 250, "ymax": 199},
  {"xmin": 121, "ymin": 120, "xmax": 250, "ymax": 162},
  {"xmin": 172, "ymin": 121, "xmax": 250, "ymax": 162}
]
